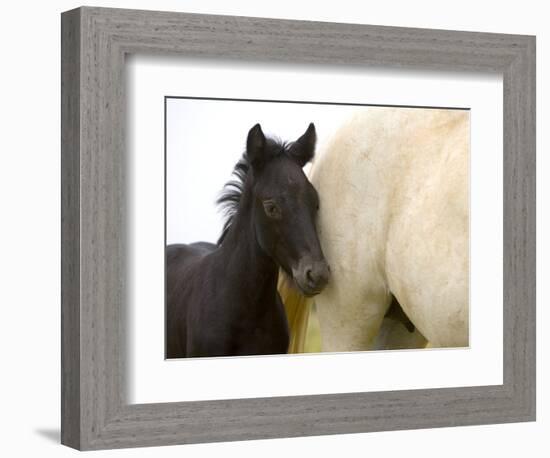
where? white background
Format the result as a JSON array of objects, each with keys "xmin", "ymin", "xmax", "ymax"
[
  {"xmin": 0, "ymin": 1, "xmax": 547, "ymax": 457},
  {"xmin": 129, "ymin": 59, "xmax": 503, "ymax": 404}
]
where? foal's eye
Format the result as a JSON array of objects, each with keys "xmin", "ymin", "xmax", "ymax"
[{"xmin": 263, "ymin": 200, "xmax": 282, "ymax": 219}]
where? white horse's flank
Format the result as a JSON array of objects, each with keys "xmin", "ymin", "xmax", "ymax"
[{"xmin": 310, "ymin": 108, "xmax": 469, "ymax": 351}]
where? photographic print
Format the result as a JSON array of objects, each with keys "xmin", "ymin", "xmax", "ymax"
[
  {"xmin": 61, "ymin": 9, "xmax": 536, "ymax": 448},
  {"xmin": 165, "ymin": 97, "xmax": 470, "ymax": 359}
]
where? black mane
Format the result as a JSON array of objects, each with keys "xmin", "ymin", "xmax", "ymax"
[
  {"xmin": 216, "ymin": 137, "xmax": 290, "ymax": 245},
  {"xmin": 216, "ymin": 155, "xmax": 250, "ymax": 245}
]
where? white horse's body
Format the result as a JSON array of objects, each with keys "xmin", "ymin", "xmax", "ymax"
[{"xmin": 310, "ymin": 108, "xmax": 469, "ymax": 350}]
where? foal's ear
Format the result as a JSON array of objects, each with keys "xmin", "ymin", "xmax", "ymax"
[
  {"xmin": 246, "ymin": 123, "xmax": 266, "ymax": 168},
  {"xmin": 290, "ymin": 123, "xmax": 317, "ymax": 167}
]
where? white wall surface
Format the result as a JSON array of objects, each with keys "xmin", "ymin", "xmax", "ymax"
[{"xmin": 0, "ymin": 1, "xmax": 546, "ymax": 457}]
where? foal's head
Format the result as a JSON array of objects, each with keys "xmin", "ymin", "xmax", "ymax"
[{"xmin": 219, "ymin": 123, "xmax": 329, "ymax": 296}]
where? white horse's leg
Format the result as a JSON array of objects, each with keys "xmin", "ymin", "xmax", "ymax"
[
  {"xmin": 311, "ymin": 162, "xmax": 392, "ymax": 351},
  {"xmin": 316, "ymin": 287, "xmax": 391, "ymax": 352},
  {"xmin": 310, "ymin": 109, "xmax": 398, "ymax": 351}
]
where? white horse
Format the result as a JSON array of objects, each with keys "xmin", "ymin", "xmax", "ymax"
[{"xmin": 281, "ymin": 107, "xmax": 469, "ymax": 352}]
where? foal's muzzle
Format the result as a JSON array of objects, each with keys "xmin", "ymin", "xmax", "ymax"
[{"xmin": 292, "ymin": 258, "xmax": 330, "ymax": 296}]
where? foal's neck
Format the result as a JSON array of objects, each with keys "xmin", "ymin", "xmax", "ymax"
[{"xmin": 219, "ymin": 197, "xmax": 278, "ymax": 302}]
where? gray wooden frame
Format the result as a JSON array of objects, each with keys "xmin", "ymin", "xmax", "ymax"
[{"xmin": 61, "ymin": 6, "xmax": 536, "ymax": 451}]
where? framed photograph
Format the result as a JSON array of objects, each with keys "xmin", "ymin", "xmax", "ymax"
[{"xmin": 61, "ymin": 6, "xmax": 536, "ymax": 450}]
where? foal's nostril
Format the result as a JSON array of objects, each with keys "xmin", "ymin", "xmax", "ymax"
[
  {"xmin": 304, "ymin": 263, "xmax": 329, "ymax": 290},
  {"xmin": 306, "ymin": 268, "xmax": 315, "ymax": 284}
]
